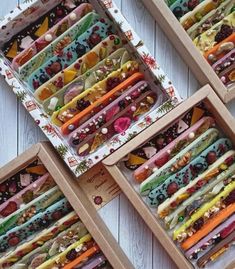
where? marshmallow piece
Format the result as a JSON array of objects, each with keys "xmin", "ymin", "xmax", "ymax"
[{"xmin": 48, "ymin": 97, "xmax": 59, "ymax": 111}]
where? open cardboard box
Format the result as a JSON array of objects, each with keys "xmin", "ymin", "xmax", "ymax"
[
  {"xmin": 103, "ymin": 84, "xmax": 235, "ymax": 269},
  {"xmin": 0, "ymin": 0, "xmax": 181, "ymax": 178},
  {"xmin": 0, "ymin": 142, "xmax": 134, "ymax": 269},
  {"xmin": 140, "ymin": 0, "xmax": 235, "ymax": 103}
]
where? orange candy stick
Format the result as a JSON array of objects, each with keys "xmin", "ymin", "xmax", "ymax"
[
  {"xmin": 61, "ymin": 72, "xmax": 145, "ymax": 135},
  {"xmin": 181, "ymin": 203, "xmax": 235, "ymax": 251},
  {"xmin": 63, "ymin": 245, "xmax": 100, "ymax": 269},
  {"xmin": 204, "ymin": 33, "xmax": 235, "ymax": 64}
]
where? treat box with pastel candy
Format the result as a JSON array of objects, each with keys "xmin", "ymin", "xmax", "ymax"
[
  {"xmin": 140, "ymin": 0, "xmax": 235, "ymax": 103},
  {"xmin": 0, "ymin": 0, "xmax": 181, "ymax": 178},
  {"xmin": 103, "ymin": 84, "xmax": 235, "ymax": 269},
  {"xmin": 0, "ymin": 142, "xmax": 134, "ymax": 269}
]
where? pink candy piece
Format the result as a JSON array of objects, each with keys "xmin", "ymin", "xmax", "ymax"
[
  {"xmin": 114, "ymin": 117, "xmax": 131, "ymax": 133},
  {"xmin": 106, "ymin": 105, "xmax": 120, "ymax": 123}
]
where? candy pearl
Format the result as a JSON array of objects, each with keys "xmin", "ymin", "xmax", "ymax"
[
  {"xmin": 68, "ymin": 124, "xmax": 75, "ymax": 131},
  {"xmin": 131, "ymin": 106, "xmax": 136, "ymax": 112},
  {"xmin": 188, "ymin": 132, "xmax": 195, "ymax": 139},
  {"xmin": 145, "ymin": 166, "xmax": 149, "ymax": 170},
  {"xmin": 167, "ymin": 149, "xmax": 171, "ymax": 154},
  {"xmin": 101, "ymin": 128, "xmax": 108, "ymax": 135},
  {"xmin": 69, "ymin": 12, "xmax": 77, "ymax": 21},
  {"xmin": 208, "ymin": 54, "xmax": 216, "ymax": 62},
  {"xmin": 221, "ymin": 76, "xmax": 226, "ymax": 83},
  {"xmin": 152, "ymin": 167, "xmax": 158, "ymax": 172},
  {"xmin": 45, "ymin": 34, "xmax": 53, "ymax": 42}
]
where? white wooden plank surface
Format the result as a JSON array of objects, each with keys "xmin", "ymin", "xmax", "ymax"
[{"xmin": 0, "ymin": 1, "xmax": 234, "ymax": 269}]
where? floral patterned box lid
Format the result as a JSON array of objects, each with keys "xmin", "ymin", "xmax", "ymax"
[{"xmin": 0, "ymin": 0, "xmax": 182, "ymax": 177}]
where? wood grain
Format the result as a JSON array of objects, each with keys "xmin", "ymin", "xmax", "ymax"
[
  {"xmin": 0, "ymin": 1, "xmax": 234, "ymax": 269},
  {"xmin": 0, "ymin": 0, "xmax": 18, "ymax": 166}
]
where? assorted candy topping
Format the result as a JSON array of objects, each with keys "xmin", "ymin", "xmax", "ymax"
[
  {"xmin": 3, "ymin": 0, "xmax": 87, "ymax": 60},
  {"xmin": 3, "ymin": 0, "xmax": 163, "ymax": 165},
  {"xmin": 121, "ymin": 104, "xmax": 235, "ymax": 268},
  {"xmin": 166, "ymin": 0, "xmax": 235, "ymax": 89},
  {"xmin": 0, "ymin": 161, "xmax": 112, "ymax": 269}
]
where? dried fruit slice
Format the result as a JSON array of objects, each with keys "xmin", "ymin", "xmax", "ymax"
[
  {"xmin": 64, "ymin": 70, "xmax": 77, "ymax": 85},
  {"xmin": 85, "ymin": 51, "xmax": 99, "ymax": 68},
  {"xmin": 26, "ymin": 165, "xmax": 47, "ymax": 175},
  {"xmin": 0, "ymin": 201, "xmax": 17, "ymax": 217},
  {"xmin": 6, "ymin": 41, "xmax": 18, "ymax": 59},
  {"xmin": 35, "ymin": 17, "xmax": 49, "ymax": 37},
  {"xmin": 127, "ymin": 154, "xmax": 147, "ymax": 166},
  {"xmin": 90, "ymin": 133, "xmax": 105, "ymax": 153},
  {"xmin": 191, "ymin": 107, "xmax": 204, "ymax": 126}
]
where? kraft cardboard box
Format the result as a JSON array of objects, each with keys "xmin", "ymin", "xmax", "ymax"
[
  {"xmin": 0, "ymin": 142, "xmax": 134, "ymax": 269},
  {"xmin": 103, "ymin": 85, "xmax": 235, "ymax": 269},
  {"xmin": 140, "ymin": 0, "xmax": 235, "ymax": 103}
]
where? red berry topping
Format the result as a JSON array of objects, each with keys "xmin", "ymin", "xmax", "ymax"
[
  {"xmin": 196, "ymin": 179, "xmax": 205, "ymax": 188},
  {"xmin": 188, "ymin": 0, "xmax": 199, "ymax": 10},
  {"xmin": 45, "ymin": 67, "xmax": 53, "ymax": 76},
  {"xmin": 193, "ymin": 218, "xmax": 204, "ymax": 231},
  {"xmin": 74, "ymin": 63, "xmax": 81, "ymax": 70},
  {"xmin": 8, "ymin": 236, "xmax": 20, "ymax": 246},
  {"xmin": 106, "ymin": 77, "xmax": 121, "ymax": 90},
  {"xmin": 225, "ymin": 156, "xmax": 234, "ymax": 166},
  {"xmin": 0, "ymin": 201, "xmax": 17, "ymax": 217},
  {"xmin": 33, "ymin": 80, "xmax": 40, "ymax": 89},
  {"xmin": 93, "ymin": 25, "xmax": 100, "ymax": 31},
  {"xmin": 224, "ymin": 190, "xmax": 235, "ymax": 206},
  {"xmin": 89, "ymin": 33, "xmax": 102, "ymax": 47},
  {"xmin": 215, "ymin": 25, "xmax": 233, "ymax": 43},
  {"xmin": 167, "ymin": 182, "xmax": 179, "ymax": 196},
  {"xmin": 50, "ymin": 62, "xmax": 62, "ymax": 74},
  {"xmin": 154, "ymin": 154, "xmax": 170, "ymax": 168},
  {"xmin": 170, "ymin": 201, "xmax": 178, "ymax": 208},
  {"xmin": 35, "ymin": 40, "xmax": 49, "ymax": 52},
  {"xmin": 0, "ymin": 184, "xmax": 6, "ymax": 192},
  {"xmin": 206, "ymin": 151, "xmax": 217, "ymax": 165},
  {"xmin": 52, "ymin": 211, "xmax": 62, "ymax": 220},
  {"xmin": 187, "ymin": 186, "xmax": 196, "ymax": 194},
  {"xmin": 220, "ymin": 221, "xmax": 235, "ymax": 239},
  {"xmin": 56, "ymin": 9, "xmax": 63, "ymax": 17}
]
